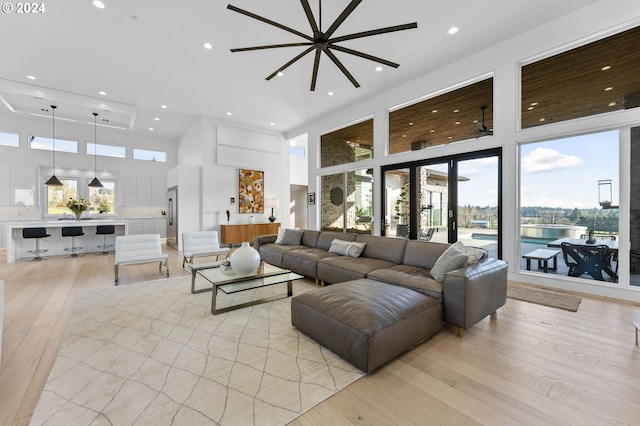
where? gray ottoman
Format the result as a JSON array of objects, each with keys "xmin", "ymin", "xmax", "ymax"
[{"xmin": 291, "ymin": 278, "xmax": 442, "ymax": 373}]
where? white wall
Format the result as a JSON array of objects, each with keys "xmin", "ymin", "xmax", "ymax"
[
  {"xmin": 175, "ymin": 116, "xmax": 289, "ymax": 237},
  {"xmin": 286, "ymin": 0, "xmax": 640, "ymax": 302}
]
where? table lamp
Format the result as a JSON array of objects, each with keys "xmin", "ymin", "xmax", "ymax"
[{"xmin": 265, "ymin": 198, "xmax": 279, "ymax": 222}]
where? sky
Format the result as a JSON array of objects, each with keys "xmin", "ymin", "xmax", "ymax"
[{"xmin": 450, "ymin": 130, "xmax": 620, "ymax": 209}]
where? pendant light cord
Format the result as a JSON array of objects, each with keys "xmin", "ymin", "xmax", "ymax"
[{"xmin": 51, "ymin": 105, "xmax": 56, "ymax": 172}]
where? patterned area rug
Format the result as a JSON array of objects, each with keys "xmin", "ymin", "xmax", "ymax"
[
  {"xmin": 30, "ymin": 276, "xmax": 363, "ymax": 425},
  {"xmin": 507, "ymin": 285, "xmax": 582, "ymax": 312}
]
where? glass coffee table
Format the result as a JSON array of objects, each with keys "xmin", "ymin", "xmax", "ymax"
[{"xmin": 190, "ymin": 262, "xmax": 302, "ymax": 314}]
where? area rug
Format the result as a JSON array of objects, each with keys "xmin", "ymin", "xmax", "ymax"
[
  {"xmin": 30, "ymin": 276, "xmax": 363, "ymax": 426},
  {"xmin": 507, "ymin": 285, "xmax": 582, "ymax": 312}
]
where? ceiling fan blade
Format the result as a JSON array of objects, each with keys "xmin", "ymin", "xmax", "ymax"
[
  {"xmin": 310, "ymin": 48, "xmax": 322, "ymax": 91},
  {"xmin": 323, "ymin": 49, "xmax": 360, "ymax": 88},
  {"xmin": 329, "ymin": 45, "xmax": 400, "ymax": 68},
  {"xmin": 231, "ymin": 42, "xmax": 313, "ymax": 53},
  {"xmin": 300, "ymin": 0, "xmax": 319, "ymax": 34},
  {"xmin": 227, "ymin": 4, "xmax": 313, "ymax": 41},
  {"xmin": 324, "ymin": 0, "xmax": 362, "ymax": 39},
  {"xmin": 330, "ymin": 22, "xmax": 418, "ymax": 43},
  {"xmin": 265, "ymin": 46, "xmax": 315, "ymax": 80}
]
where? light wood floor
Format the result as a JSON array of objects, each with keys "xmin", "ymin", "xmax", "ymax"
[{"xmin": 1, "ymin": 245, "xmax": 640, "ymax": 425}]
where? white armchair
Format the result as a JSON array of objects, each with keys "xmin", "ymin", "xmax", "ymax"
[
  {"xmin": 114, "ymin": 234, "xmax": 169, "ymax": 285},
  {"xmin": 182, "ymin": 231, "xmax": 230, "ymax": 267}
]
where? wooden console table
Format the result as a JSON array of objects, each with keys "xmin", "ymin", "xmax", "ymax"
[{"xmin": 220, "ymin": 222, "xmax": 280, "ymax": 245}]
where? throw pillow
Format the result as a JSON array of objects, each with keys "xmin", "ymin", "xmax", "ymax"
[
  {"xmin": 452, "ymin": 241, "xmax": 487, "ymax": 265},
  {"xmin": 328, "ymin": 239, "xmax": 367, "ymax": 258},
  {"xmin": 274, "ymin": 227, "xmax": 286, "ymax": 244},
  {"xmin": 429, "ymin": 246, "xmax": 469, "ymax": 282},
  {"xmin": 278, "ymin": 228, "xmax": 304, "ymax": 245}
]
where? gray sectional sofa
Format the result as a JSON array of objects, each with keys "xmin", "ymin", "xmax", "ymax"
[{"xmin": 254, "ymin": 229, "xmax": 508, "ymax": 335}]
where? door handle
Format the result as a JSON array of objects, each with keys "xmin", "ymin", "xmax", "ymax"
[{"xmin": 168, "ymin": 198, "xmax": 173, "ymax": 225}]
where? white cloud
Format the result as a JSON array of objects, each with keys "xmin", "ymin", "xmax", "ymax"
[{"xmin": 521, "ymin": 147, "xmax": 582, "ymax": 173}]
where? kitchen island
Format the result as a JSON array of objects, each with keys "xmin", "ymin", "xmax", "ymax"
[{"xmin": 6, "ymin": 220, "xmax": 128, "ymax": 263}]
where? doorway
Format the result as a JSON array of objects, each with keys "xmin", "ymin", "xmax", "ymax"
[{"xmin": 381, "ymin": 148, "xmax": 502, "ymax": 259}]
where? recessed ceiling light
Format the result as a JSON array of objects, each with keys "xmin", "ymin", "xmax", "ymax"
[
  {"xmin": 528, "ymin": 106, "xmax": 535, "ymax": 111},
  {"xmin": 530, "ymin": 102, "xmax": 538, "ymax": 106},
  {"xmin": 277, "ymin": 72, "xmax": 284, "ymax": 77},
  {"xmin": 375, "ymin": 66, "xmax": 383, "ymax": 72},
  {"xmin": 161, "ymin": 105, "xmax": 167, "ymax": 109},
  {"xmin": 149, "ymin": 127, "xmax": 154, "ymax": 131},
  {"xmin": 93, "ymin": 1, "xmax": 105, "ymax": 9},
  {"xmin": 601, "ymin": 65, "xmax": 612, "ymax": 71},
  {"xmin": 270, "ymin": 122, "xmax": 275, "ymax": 126},
  {"xmin": 98, "ymin": 91, "xmax": 106, "ymax": 96},
  {"xmin": 203, "ymin": 42, "xmax": 213, "ymax": 50},
  {"xmin": 448, "ymin": 27, "xmax": 459, "ymax": 35},
  {"xmin": 455, "ymin": 121, "xmax": 460, "ymax": 125},
  {"xmin": 539, "ymin": 118, "xmax": 546, "ymax": 122},
  {"xmin": 408, "ymin": 122, "xmax": 413, "ymax": 126},
  {"xmin": 154, "ymin": 117, "xmax": 160, "ymax": 121},
  {"xmin": 328, "ymin": 91, "xmax": 334, "ymax": 96},
  {"xmin": 430, "ymin": 130, "xmax": 435, "ymax": 133},
  {"xmin": 402, "ymin": 135, "xmax": 407, "ymax": 138},
  {"xmin": 609, "ymin": 101, "xmax": 617, "ymax": 106},
  {"xmin": 226, "ymin": 112, "xmax": 232, "ymax": 116},
  {"xmin": 26, "ymin": 75, "xmax": 36, "ymax": 80},
  {"xmin": 432, "ymin": 109, "xmax": 438, "ymax": 113},
  {"xmin": 453, "ymin": 109, "xmax": 459, "ymax": 113},
  {"xmin": 605, "ymin": 87, "xmax": 613, "ymax": 91}
]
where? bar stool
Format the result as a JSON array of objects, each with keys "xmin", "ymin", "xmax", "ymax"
[
  {"xmin": 62, "ymin": 226, "xmax": 84, "ymax": 257},
  {"xmin": 96, "ymin": 225, "xmax": 115, "ymax": 254},
  {"xmin": 22, "ymin": 227, "xmax": 50, "ymax": 261}
]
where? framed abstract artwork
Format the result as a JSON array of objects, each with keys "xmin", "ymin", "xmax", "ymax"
[{"xmin": 238, "ymin": 169, "xmax": 264, "ymax": 213}]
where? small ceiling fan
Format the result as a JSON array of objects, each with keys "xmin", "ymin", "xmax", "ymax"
[
  {"xmin": 474, "ymin": 105, "xmax": 493, "ymax": 136},
  {"xmin": 227, "ymin": 0, "xmax": 417, "ymax": 91}
]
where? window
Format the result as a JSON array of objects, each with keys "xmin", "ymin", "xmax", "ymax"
[
  {"xmin": 320, "ymin": 168, "xmax": 374, "ymax": 234},
  {"xmin": 519, "ymin": 131, "xmax": 619, "ymax": 282},
  {"xmin": 320, "ymin": 118, "xmax": 373, "ymax": 168},
  {"xmin": 30, "ymin": 135, "xmax": 78, "ymax": 153},
  {"xmin": 388, "ymin": 78, "xmax": 493, "ymax": 154},
  {"xmin": 521, "ymin": 25, "xmax": 640, "ymax": 129},
  {"xmin": 88, "ymin": 180, "xmax": 116, "ymax": 214},
  {"xmin": 47, "ymin": 179, "xmax": 78, "ymax": 215},
  {"xmin": 0, "ymin": 131, "xmax": 19, "ymax": 147},
  {"xmin": 87, "ymin": 142, "xmax": 126, "ymax": 158},
  {"xmin": 133, "ymin": 148, "xmax": 166, "ymax": 162}
]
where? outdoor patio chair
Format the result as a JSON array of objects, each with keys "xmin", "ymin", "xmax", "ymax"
[
  {"xmin": 561, "ymin": 242, "xmax": 609, "ymax": 281},
  {"xmin": 419, "ymin": 228, "xmax": 435, "ymax": 241}
]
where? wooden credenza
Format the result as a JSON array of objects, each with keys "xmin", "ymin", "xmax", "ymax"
[{"xmin": 220, "ymin": 222, "xmax": 280, "ymax": 245}]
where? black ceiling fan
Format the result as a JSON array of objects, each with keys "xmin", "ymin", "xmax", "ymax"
[
  {"xmin": 474, "ymin": 105, "xmax": 493, "ymax": 136},
  {"xmin": 227, "ymin": 0, "xmax": 417, "ymax": 91}
]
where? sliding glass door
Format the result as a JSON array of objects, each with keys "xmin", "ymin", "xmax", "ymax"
[{"xmin": 382, "ymin": 149, "xmax": 501, "ymax": 258}]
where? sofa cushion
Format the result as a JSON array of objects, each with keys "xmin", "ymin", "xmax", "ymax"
[
  {"xmin": 328, "ymin": 239, "xmax": 366, "ymax": 258},
  {"xmin": 315, "ymin": 231, "xmax": 357, "ymax": 250},
  {"xmin": 276, "ymin": 228, "xmax": 304, "ymax": 245},
  {"xmin": 282, "ymin": 248, "xmax": 338, "ymax": 278},
  {"xmin": 402, "ymin": 240, "xmax": 449, "ymax": 270},
  {"xmin": 317, "ymin": 256, "xmax": 397, "ymax": 284},
  {"xmin": 301, "ymin": 230, "xmax": 320, "ymax": 248},
  {"xmin": 430, "ymin": 246, "xmax": 469, "ymax": 282},
  {"xmin": 355, "ymin": 234, "xmax": 407, "ymax": 264},
  {"xmin": 452, "ymin": 241, "xmax": 487, "ymax": 265},
  {"xmin": 367, "ymin": 265, "xmax": 443, "ymax": 300},
  {"xmin": 258, "ymin": 242, "xmax": 305, "ymax": 267}
]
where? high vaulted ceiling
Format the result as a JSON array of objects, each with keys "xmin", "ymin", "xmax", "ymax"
[{"xmin": 0, "ymin": 0, "xmax": 600, "ymax": 141}]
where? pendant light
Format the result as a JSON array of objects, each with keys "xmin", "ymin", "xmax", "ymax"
[
  {"xmin": 44, "ymin": 105, "xmax": 63, "ymax": 186},
  {"xmin": 87, "ymin": 112, "xmax": 103, "ymax": 188}
]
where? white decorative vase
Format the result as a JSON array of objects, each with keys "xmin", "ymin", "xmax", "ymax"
[
  {"xmin": 230, "ymin": 242, "xmax": 261, "ymax": 274},
  {"xmin": 247, "ymin": 215, "xmax": 255, "ymax": 224}
]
